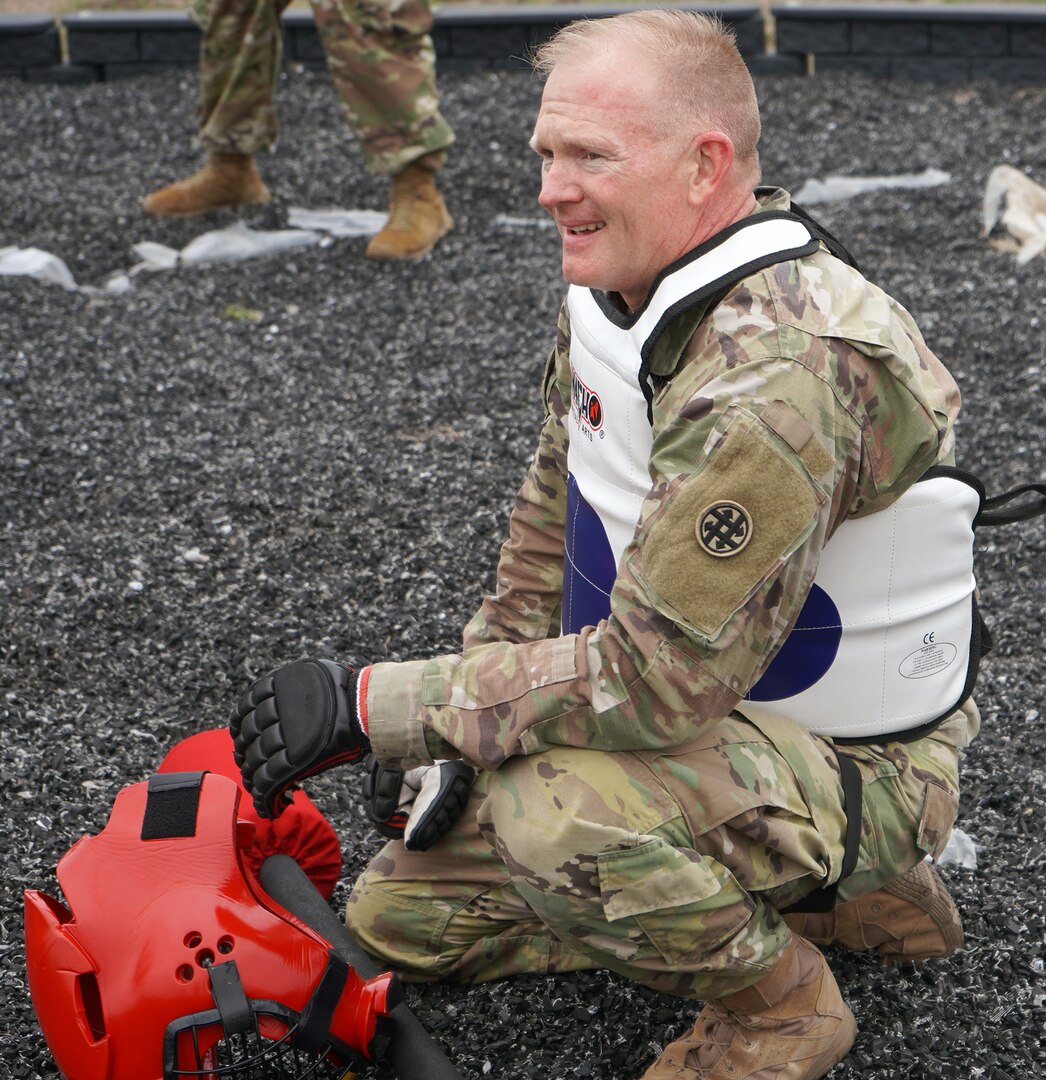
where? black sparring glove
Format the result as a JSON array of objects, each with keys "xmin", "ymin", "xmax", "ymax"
[
  {"xmin": 230, "ymin": 658, "xmax": 370, "ymax": 819},
  {"xmin": 363, "ymin": 754, "xmax": 476, "ymax": 852}
]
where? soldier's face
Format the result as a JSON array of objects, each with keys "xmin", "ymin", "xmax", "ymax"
[{"xmin": 532, "ymin": 50, "xmax": 703, "ymax": 310}]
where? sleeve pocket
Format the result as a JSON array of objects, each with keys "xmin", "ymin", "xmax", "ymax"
[{"xmin": 420, "ymin": 636, "xmax": 578, "ymax": 711}]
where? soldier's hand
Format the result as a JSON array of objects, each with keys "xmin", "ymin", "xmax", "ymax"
[
  {"xmin": 231, "ymin": 659, "xmax": 370, "ymax": 819},
  {"xmin": 363, "ymin": 755, "xmax": 475, "ymax": 851}
]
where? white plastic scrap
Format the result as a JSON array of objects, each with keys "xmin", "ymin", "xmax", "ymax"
[
  {"xmin": 936, "ymin": 827, "xmax": 978, "ymax": 870},
  {"xmin": 0, "ymin": 246, "xmax": 133, "ymax": 296},
  {"xmin": 1, "ymin": 210, "xmax": 383, "ymax": 295},
  {"xmin": 794, "ymin": 166, "xmax": 951, "ymax": 205},
  {"xmin": 494, "ymin": 214, "xmax": 556, "ymax": 229},
  {"xmin": 128, "ymin": 241, "xmax": 181, "ymax": 273},
  {"xmin": 982, "ymin": 164, "xmax": 1046, "ymax": 265},
  {"xmin": 0, "ymin": 245, "xmax": 79, "ymax": 291},
  {"xmin": 129, "ymin": 220, "xmax": 321, "ymax": 274},
  {"xmin": 286, "ymin": 207, "xmax": 387, "ymax": 238}
]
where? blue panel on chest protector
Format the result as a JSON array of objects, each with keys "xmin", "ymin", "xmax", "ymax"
[
  {"xmin": 563, "ymin": 474, "xmax": 617, "ymax": 635},
  {"xmin": 746, "ymin": 584, "xmax": 843, "ymax": 702}
]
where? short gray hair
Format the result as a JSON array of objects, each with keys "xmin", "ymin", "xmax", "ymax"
[{"xmin": 531, "ymin": 10, "xmax": 761, "ymax": 175}]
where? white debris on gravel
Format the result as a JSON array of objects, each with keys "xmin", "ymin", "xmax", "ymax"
[
  {"xmin": 938, "ymin": 827, "xmax": 979, "ymax": 869},
  {"xmin": 794, "ymin": 165, "xmax": 951, "ymax": 204}
]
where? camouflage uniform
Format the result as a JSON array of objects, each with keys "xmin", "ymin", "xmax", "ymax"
[
  {"xmin": 191, "ymin": 0, "xmax": 454, "ymax": 175},
  {"xmin": 347, "ymin": 190, "xmax": 979, "ymax": 1000}
]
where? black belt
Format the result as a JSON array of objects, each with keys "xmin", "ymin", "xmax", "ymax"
[{"xmin": 780, "ymin": 749, "xmax": 863, "ymax": 915}]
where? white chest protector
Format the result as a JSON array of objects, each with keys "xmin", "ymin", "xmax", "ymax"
[{"xmin": 563, "ymin": 213, "xmax": 983, "ymax": 742}]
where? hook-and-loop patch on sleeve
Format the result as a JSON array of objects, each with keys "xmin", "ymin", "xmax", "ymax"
[{"xmin": 631, "ymin": 407, "xmax": 827, "ymax": 643}]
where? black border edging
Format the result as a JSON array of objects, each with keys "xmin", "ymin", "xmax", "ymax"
[
  {"xmin": 0, "ymin": 4, "xmax": 1044, "ymax": 84},
  {"xmin": 772, "ymin": 4, "xmax": 1046, "ymax": 82},
  {"xmin": 0, "ymin": 14, "xmax": 60, "ymax": 76}
]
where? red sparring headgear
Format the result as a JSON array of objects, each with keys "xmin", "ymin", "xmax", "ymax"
[
  {"xmin": 157, "ymin": 728, "xmax": 343, "ymax": 899},
  {"xmin": 24, "ymin": 770, "xmax": 398, "ymax": 1080}
]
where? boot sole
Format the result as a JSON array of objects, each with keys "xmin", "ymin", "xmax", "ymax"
[{"xmin": 142, "ymin": 193, "xmax": 272, "ymax": 219}]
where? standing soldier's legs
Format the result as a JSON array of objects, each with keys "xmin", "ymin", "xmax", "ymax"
[
  {"xmin": 143, "ymin": 0, "xmax": 288, "ymax": 216},
  {"xmin": 195, "ymin": 0, "xmax": 293, "ymax": 156},
  {"xmin": 310, "ymin": 0, "xmax": 453, "ymax": 175},
  {"xmin": 310, "ymin": 0, "xmax": 455, "ymax": 258}
]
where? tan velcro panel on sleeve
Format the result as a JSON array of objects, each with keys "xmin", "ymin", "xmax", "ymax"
[{"xmin": 636, "ymin": 408, "xmax": 823, "ymax": 641}]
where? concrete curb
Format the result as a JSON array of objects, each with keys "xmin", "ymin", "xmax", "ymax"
[{"xmin": 1, "ymin": 4, "xmax": 1043, "ymax": 84}]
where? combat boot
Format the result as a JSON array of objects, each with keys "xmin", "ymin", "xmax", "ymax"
[
  {"xmin": 142, "ymin": 153, "xmax": 271, "ymax": 217},
  {"xmin": 642, "ymin": 935, "xmax": 855, "ymax": 1080},
  {"xmin": 365, "ymin": 154, "xmax": 453, "ymax": 260},
  {"xmin": 783, "ymin": 860, "xmax": 962, "ymax": 963}
]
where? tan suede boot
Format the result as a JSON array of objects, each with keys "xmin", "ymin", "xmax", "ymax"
[
  {"xmin": 642, "ymin": 935, "xmax": 856, "ymax": 1080},
  {"xmin": 142, "ymin": 153, "xmax": 271, "ymax": 217},
  {"xmin": 365, "ymin": 155, "xmax": 453, "ymax": 260},
  {"xmin": 783, "ymin": 861, "xmax": 963, "ymax": 963}
]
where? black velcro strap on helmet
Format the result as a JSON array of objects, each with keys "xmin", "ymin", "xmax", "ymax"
[
  {"xmin": 295, "ymin": 951, "xmax": 350, "ymax": 1054},
  {"xmin": 141, "ymin": 772, "xmax": 205, "ymax": 840},
  {"xmin": 208, "ymin": 960, "xmax": 256, "ymax": 1038}
]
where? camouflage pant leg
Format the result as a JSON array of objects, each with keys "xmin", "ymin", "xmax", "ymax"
[
  {"xmin": 192, "ymin": 0, "xmax": 293, "ymax": 155},
  {"xmin": 478, "ymin": 739, "xmax": 795, "ymax": 1002},
  {"xmin": 481, "ymin": 707, "xmax": 967, "ymax": 1001},
  {"xmin": 348, "ymin": 707, "xmax": 968, "ymax": 998},
  {"xmin": 832, "ymin": 701, "xmax": 973, "ymax": 903},
  {"xmin": 730, "ymin": 702, "xmax": 969, "ymax": 909},
  {"xmin": 308, "ymin": 0, "xmax": 454, "ymax": 175},
  {"xmin": 345, "ymin": 777, "xmax": 598, "ymax": 983}
]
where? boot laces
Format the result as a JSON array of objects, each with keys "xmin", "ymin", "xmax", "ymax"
[{"xmin": 683, "ymin": 1007, "xmax": 738, "ymax": 1074}]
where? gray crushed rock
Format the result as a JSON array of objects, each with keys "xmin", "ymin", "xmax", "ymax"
[{"xmin": 1, "ymin": 64, "xmax": 1044, "ymax": 1080}]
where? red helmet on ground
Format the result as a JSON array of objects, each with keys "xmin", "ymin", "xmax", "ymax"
[{"xmin": 24, "ymin": 770, "xmax": 398, "ymax": 1080}]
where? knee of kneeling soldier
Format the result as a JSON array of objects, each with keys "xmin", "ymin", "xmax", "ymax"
[
  {"xmin": 479, "ymin": 750, "xmax": 673, "ymax": 881},
  {"xmin": 345, "ymin": 871, "xmax": 458, "ymax": 979}
]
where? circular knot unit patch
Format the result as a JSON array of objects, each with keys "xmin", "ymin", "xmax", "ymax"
[{"xmin": 697, "ymin": 501, "xmax": 753, "ymax": 557}]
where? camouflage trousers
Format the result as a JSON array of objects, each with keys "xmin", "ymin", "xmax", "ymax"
[
  {"xmin": 191, "ymin": 0, "xmax": 454, "ymax": 174},
  {"xmin": 346, "ymin": 702, "xmax": 975, "ymax": 1001}
]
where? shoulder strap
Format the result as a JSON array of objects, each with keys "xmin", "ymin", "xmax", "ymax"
[
  {"xmin": 974, "ymin": 482, "xmax": 1046, "ymax": 527},
  {"xmin": 912, "ymin": 465, "xmax": 1046, "ymax": 529},
  {"xmin": 770, "ymin": 194, "xmax": 861, "ymax": 271}
]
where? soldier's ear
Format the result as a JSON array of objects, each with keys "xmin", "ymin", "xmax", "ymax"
[{"xmin": 687, "ymin": 131, "xmax": 735, "ymax": 208}]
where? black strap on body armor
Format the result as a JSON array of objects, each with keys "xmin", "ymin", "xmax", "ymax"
[
  {"xmin": 770, "ymin": 193, "xmax": 861, "ymax": 272},
  {"xmin": 976, "ymin": 481, "xmax": 1046, "ymax": 527},
  {"xmin": 780, "ymin": 750, "xmax": 863, "ymax": 915}
]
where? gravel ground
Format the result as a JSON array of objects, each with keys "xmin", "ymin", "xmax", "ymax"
[{"xmin": 2, "ymin": 60, "xmax": 1044, "ymax": 1080}]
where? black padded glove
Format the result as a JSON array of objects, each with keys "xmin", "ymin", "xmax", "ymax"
[
  {"xmin": 231, "ymin": 658, "xmax": 370, "ymax": 818},
  {"xmin": 363, "ymin": 755, "xmax": 476, "ymax": 851}
]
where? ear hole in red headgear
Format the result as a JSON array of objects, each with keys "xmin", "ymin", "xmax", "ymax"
[{"xmin": 76, "ymin": 972, "xmax": 107, "ymax": 1042}]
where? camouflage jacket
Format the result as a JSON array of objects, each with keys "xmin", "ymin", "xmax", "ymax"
[{"xmin": 365, "ymin": 189, "xmax": 963, "ymax": 769}]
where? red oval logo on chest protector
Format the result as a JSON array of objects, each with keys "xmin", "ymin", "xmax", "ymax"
[{"xmin": 571, "ymin": 369, "xmax": 604, "ymax": 431}]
